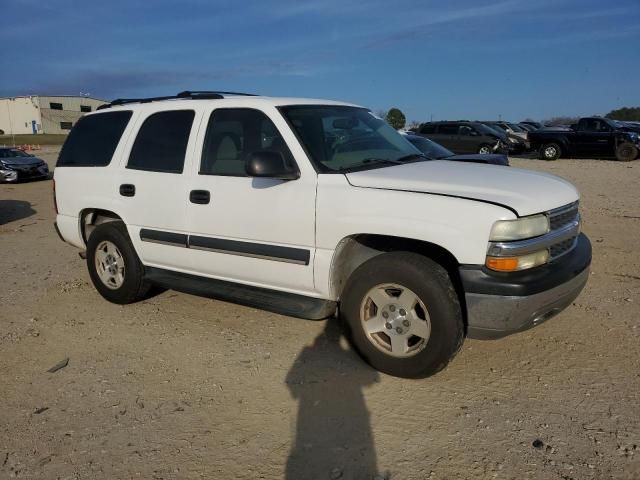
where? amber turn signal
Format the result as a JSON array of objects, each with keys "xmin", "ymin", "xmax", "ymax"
[{"xmin": 486, "ymin": 250, "xmax": 550, "ymax": 272}]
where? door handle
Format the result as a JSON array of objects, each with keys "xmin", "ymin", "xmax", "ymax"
[
  {"xmin": 119, "ymin": 184, "xmax": 135, "ymax": 197},
  {"xmin": 189, "ymin": 190, "xmax": 210, "ymax": 204}
]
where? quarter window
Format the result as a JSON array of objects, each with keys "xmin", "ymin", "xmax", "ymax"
[
  {"xmin": 57, "ymin": 111, "xmax": 133, "ymax": 167},
  {"xmin": 128, "ymin": 110, "xmax": 195, "ymax": 173},
  {"xmin": 200, "ymin": 108, "xmax": 294, "ymax": 176}
]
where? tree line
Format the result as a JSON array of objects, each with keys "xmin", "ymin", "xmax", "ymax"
[{"xmin": 376, "ymin": 106, "xmax": 640, "ymax": 129}]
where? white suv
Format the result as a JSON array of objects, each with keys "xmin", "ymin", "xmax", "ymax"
[{"xmin": 54, "ymin": 91, "xmax": 591, "ymax": 378}]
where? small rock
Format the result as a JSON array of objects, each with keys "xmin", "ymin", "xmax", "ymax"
[{"xmin": 329, "ymin": 467, "xmax": 343, "ymax": 479}]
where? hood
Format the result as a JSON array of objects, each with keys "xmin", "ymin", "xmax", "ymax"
[
  {"xmin": 345, "ymin": 161, "xmax": 579, "ymax": 216},
  {"xmin": 1, "ymin": 155, "xmax": 44, "ymax": 166},
  {"xmin": 445, "ymin": 153, "xmax": 509, "ymax": 166}
]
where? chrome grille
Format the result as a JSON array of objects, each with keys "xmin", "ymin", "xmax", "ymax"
[
  {"xmin": 549, "ymin": 201, "xmax": 579, "ymax": 230},
  {"xmin": 547, "ymin": 201, "xmax": 580, "ymax": 260}
]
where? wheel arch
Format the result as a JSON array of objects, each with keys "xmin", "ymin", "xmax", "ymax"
[
  {"xmin": 329, "ymin": 234, "xmax": 463, "ymax": 301},
  {"xmin": 79, "ymin": 208, "xmax": 125, "ymax": 246}
]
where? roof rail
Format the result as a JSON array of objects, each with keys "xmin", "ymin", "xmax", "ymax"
[{"xmin": 96, "ymin": 90, "xmax": 257, "ymax": 110}]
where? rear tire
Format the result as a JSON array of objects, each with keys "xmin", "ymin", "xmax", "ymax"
[
  {"xmin": 616, "ymin": 142, "xmax": 638, "ymax": 162},
  {"xmin": 539, "ymin": 143, "xmax": 561, "ymax": 161},
  {"xmin": 86, "ymin": 221, "xmax": 151, "ymax": 304},
  {"xmin": 340, "ymin": 252, "xmax": 464, "ymax": 378}
]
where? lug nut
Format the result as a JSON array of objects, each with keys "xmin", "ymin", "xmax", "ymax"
[
  {"xmin": 396, "ymin": 327, "xmax": 403, "ymax": 334},
  {"xmin": 382, "ymin": 311, "xmax": 389, "ymax": 319},
  {"xmin": 403, "ymin": 320, "xmax": 410, "ymax": 327},
  {"xmin": 399, "ymin": 309, "xmax": 406, "ymax": 316},
  {"xmin": 389, "ymin": 305, "xmax": 396, "ymax": 312},
  {"xmin": 385, "ymin": 322, "xmax": 392, "ymax": 330}
]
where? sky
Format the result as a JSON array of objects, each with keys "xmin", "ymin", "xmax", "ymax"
[{"xmin": 1, "ymin": 0, "xmax": 639, "ymax": 122}]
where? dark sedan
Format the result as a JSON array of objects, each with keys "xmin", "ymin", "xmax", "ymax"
[
  {"xmin": 403, "ymin": 134, "xmax": 509, "ymax": 166},
  {"xmin": 0, "ymin": 148, "xmax": 50, "ymax": 183}
]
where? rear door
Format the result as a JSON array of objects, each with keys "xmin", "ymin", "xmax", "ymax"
[
  {"xmin": 436, "ymin": 123, "xmax": 463, "ymax": 152},
  {"xmin": 183, "ymin": 106, "xmax": 317, "ymax": 294},
  {"xmin": 117, "ymin": 107, "xmax": 200, "ymax": 270}
]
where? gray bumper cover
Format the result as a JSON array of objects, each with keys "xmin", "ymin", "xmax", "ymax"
[{"xmin": 466, "ymin": 266, "xmax": 589, "ymax": 339}]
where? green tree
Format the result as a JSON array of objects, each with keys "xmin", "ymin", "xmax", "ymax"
[
  {"xmin": 605, "ymin": 107, "xmax": 640, "ymax": 121},
  {"xmin": 386, "ymin": 108, "xmax": 406, "ymax": 130}
]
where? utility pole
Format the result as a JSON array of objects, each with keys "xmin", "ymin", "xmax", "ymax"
[{"xmin": 6, "ymin": 99, "xmax": 15, "ymax": 146}]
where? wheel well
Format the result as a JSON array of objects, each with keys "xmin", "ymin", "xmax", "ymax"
[
  {"xmin": 80, "ymin": 208, "xmax": 123, "ymax": 245},
  {"xmin": 330, "ymin": 234, "xmax": 461, "ymax": 300}
]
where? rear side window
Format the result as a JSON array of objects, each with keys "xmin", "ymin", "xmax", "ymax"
[
  {"xmin": 57, "ymin": 111, "xmax": 132, "ymax": 167},
  {"xmin": 127, "ymin": 110, "xmax": 195, "ymax": 173},
  {"xmin": 419, "ymin": 124, "xmax": 436, "ymax": 134},
  {"xmin": 438, "ymin": 124, "xmax": 459, "ymax": 135},
  {"xmin": 200, "ymin": 108, "xmax": 293, "ymax": 176}
]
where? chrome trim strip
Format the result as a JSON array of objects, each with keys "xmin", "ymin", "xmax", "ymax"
[{"xmin": 487, "ymin": 215, "xmax": 581, "ymax": 257}]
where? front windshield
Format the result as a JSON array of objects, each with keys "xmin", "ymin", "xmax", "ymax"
[
  {"xmin": 476, "ymin": 124, "xmax": 502, "ymax": 136},
  {"xmin": 280, "ymin": 105, "xmax": 424, "ymax": 172},
  {"xmin": 406, "ymin": 136, "xmax": 453, "ymax": 159},
  {"xmin": 0, "ymin": 149, "xmax": 29, "ymax": 158}
]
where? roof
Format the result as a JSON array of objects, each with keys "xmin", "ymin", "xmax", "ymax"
[{"xmin": 94, "ymin": 94, "xmax": 361, "ymax": 113}]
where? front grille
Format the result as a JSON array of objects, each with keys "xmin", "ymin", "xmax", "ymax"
[
  {"xmin": 550, "ymin": 236, "xmax": 578, "ymax": 259},
  {"xmin": 547, "ymin": 201, "xmax": 580, "ymax": 260},
  {"xmin": 549, "ymin": 201, "xmax": 579, "ymax": 230}
]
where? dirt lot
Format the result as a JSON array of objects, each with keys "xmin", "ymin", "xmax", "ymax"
[{"xmin": 1, "ymin": 147, "xmax": 638, "ymax": 479}]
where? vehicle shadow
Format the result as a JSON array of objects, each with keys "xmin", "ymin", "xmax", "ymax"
[
  {"xmin": 285, "ymin": 319, "xmax": 383, "ymax": 480},
  {"xmin": 0, "ymin": 199, "xmax": 36, "ymax": 225}
]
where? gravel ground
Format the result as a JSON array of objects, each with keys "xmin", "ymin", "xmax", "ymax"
[{"xmin": 0, "ymin": 148, "xmax": 638, "ymax": 479}]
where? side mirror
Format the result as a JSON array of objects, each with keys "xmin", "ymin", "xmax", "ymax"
[{"xmin": 245, "ymin": 150, "xmax": 299, "ymax": 181}]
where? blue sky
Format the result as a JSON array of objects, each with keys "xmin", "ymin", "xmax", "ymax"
[{"xmin": 1, "ymin": 0, "xmax": 639, "ymax": 122}]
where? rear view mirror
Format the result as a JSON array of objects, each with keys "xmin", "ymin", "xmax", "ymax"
[
  {"xmin": 332, "ymin": 117, "xmax": 358, "ymax": 130},
  {"xmin": 245, "ymin": 150, "xmax": 299, "ymax": 181}
]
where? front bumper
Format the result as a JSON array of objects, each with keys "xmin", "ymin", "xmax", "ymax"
[
  {"xmin": 0, "ymin": 165, "xmax": 49, "ymax": 183},
  {"xmin": 460, "ymin": 233, "xmax": 591, "ymax": 339}
]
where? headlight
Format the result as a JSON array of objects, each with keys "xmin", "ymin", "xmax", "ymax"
[
  {"xmin": 490, "ymin": 214, "xmax": 549, "ymax": 241},
  {"xmin": 486, "ymin": 250, "xmax": 549, "ymax": 272}
]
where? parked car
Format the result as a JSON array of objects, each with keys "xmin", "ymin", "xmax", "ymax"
[
  {"xmin": 482, "ymin": 121, "xmax": 530, "ymax": 152},
  {"xmin": 529, "ymin": 116, "xmax": 640, "ymax": 161},
  {"xmin": 518, "ymin": 123, "xmax": 538, "ymax": 132},
  {"xmin": 54, "ymin": 91, "xmax": 591, "ymax": 378},
  {"xmin": 402, "ymin": 134, "xmax": 509, "ymax": 166},
  {"xmin": 0, "ymin": 148, "xmax": 49, "ymax": 183},
  {"xmin": 415, "ymin": 121, "xmax": 508, "ymax": 155},
  {"xmin": 521, "ymin": 121, "xmax": 543, "ymax": 129}
]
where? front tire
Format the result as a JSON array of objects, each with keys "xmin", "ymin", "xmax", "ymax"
[
  {"xmin": 86, "ymin": 222, "xmax": 150, "ymax": 304},
  {"xmin": 340, "ymin": 252, "xmax": 464, "ymax": 378},
  {"xmin": 478, "ymin": 144, "xmax": 492, "ymax": 154},
  {"xmin": 539, "ymin": 143, "xmax": 561, "ymax": 160},
  {"xmin": 616, "ymin": 142, "xmax": 638, "ymax": 162}
]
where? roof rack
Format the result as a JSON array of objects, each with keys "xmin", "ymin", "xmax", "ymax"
[{"xmin": 96, "ymin": 90, "xmax": 257, "ymax": 110}]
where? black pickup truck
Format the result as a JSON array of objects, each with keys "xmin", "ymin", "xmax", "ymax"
[{"xmin": 529, "ymin": 117, "xmax": 640, "ymax": 161}]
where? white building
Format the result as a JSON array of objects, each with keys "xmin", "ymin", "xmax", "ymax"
[{"xmin": 0, "ymin": 95, "xmax": 107, "ymax": 135}]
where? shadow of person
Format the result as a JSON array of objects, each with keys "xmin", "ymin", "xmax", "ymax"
[
  {"xmin": 0, "ymin": 199, "xmax": 36, "ymax": 225},
  {"xmin": 285, "ymin": 319, "xmax": 381, "ymax": 480}
]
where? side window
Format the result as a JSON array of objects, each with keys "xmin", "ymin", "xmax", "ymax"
[
  {"xmin": 459, "ymin": 125, "xmax": 473, "ymax": 136},
  {"xmin": 127, "ymin": 110, "xmax": 194, "ymax": 173},
  {"xmin": 200, "ymin": 108, "xmax": 294, "ymax": 176},
  {"xmin": 439, "ymin": 124, "xmax": 459, "ymax": 135},
  {"xmin": 420, "ymin": 124, "xmax": 435, "ymax": 134},
  {"xmin": 57, "ymin": 111, "xmax": 133, "ymax": 167}
]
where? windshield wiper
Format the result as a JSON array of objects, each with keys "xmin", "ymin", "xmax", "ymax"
[
  {"xmin": 395, "ymin": 153, "xmax": 428, "ymax": 162},
  {"xmin": 361, "ymin": 158, "xmax": 403, "ymax": 165}
]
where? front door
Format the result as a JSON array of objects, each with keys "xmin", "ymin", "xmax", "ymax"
[
  {"xmin": 184, "ymin": 106, "xmax": 317, "ymax": 294},
  {"xmin": 575, "ymin": 119, "xmax": 614, "ymax": 156}
]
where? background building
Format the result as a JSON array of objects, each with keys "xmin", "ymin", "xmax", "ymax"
[{"xmin": 0, "ymin": 95, "xmax": 107, "ymax": 135}]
